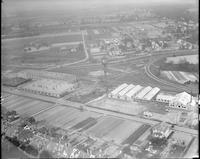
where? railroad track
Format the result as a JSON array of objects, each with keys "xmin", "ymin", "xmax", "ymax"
[{"xmin": 144, "ymin": 59, "xmax": 191, "ymax": 93}]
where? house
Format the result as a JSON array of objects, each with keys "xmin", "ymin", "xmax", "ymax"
[
  {"xmin": 169, "ymin": 92, "xmax": 193, "ymax": 110},
  {"xmin": 151, "ymin": 122, "xmax": 172, "ymax": 138}
]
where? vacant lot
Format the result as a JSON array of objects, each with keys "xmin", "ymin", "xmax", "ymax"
[
  {"xmin": 87, "ymin": 116, "xmax": 125, "ymax": 139},
  {"xmin": 2, "ymin": 34, "xmax": 83, "ymax": 65},
  {"xmin": 34, "ymin": 105, "xmax": 101, "ymax": 130},
  {"xmin": 102, "ymin": 120, "xmax": 143, "ymax": 144},
  {"xmin": 89, "ymin": 97, "xmax": 146, "ymax": 115},
  {"xmin": 121, "ymin": 124, "xmax": 151, "ymax": 145},
  {"xmin": 2, "ymin": 95, "xmax": 54, "ymax": 116}
]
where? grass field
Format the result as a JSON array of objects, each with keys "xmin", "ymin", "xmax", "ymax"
[
  {"xmin": 2, "ymin": 94, "xmax": 54, "ymax": 116},
  {"xmin": 2, "ymin": 33, "xmax": 83, "ymax": 65},
  {"xmin": 34, "ymin": 105, "xmax": 101, "ymax": 130},
  {"xmin": 121, "ymin": 124, "xmax": 151, "ymax": 145},
  {"xmin": 86, "ymin": 116, "xmax": 125, "ymax": 139},
  {"xmin": 102, "ymin": 120, "xmax": 143, "ymax": 144},
  {"xmin": 89, "ymin": 97, "xmax": 146, "ymax": 115}
]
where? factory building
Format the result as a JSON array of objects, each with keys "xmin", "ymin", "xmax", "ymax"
[
  {"xmin": 143, "ymin": 87, "xmax": 160, "ymax": 101},
  {"xmin": 169, "ymin": 92, "xmax": 194, "ymax": 110},
  {"xmin": 118, "ymin": 84, "xmax": 135, "ymax": 100},
  {"xmin": 125, "ymin": 85, "xmax": 143, "ymax": 101},
  {"xmin": 108, "ymin": 83, "xmax": 128, "ymax": 99},
  {"xmin": 19, "ymin": 79, "xmax": 77, "ymax": 98},
  {"xmin": 17, "ymin": 70, "xmax": 77, "ymax": 83},
  {"xmin": 135, "ymin": 86, "xmax": 152, "ymax": 100},
  {"xmin": 155, "ymin": 92, "xmax": 176, "ymax": 103}
]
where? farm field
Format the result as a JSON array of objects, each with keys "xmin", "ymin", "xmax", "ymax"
[
  {"xmin": 86, "ymin": 116, "xmax": 125, "ymax": 139},
  {"xmin": 1, "ymin": 94, "xmax": 54, "ymax": 116},
  {"xmin": 134, "ymin": 128, "xmax": 151, "ymax": 147},
  {"xmin": 34, "ymin": 105, "xmax": 101, "ymax": 130},
  {"xmin": 102, "ymin": 120, "xmax": 143, "ymax": 144},
  {"xmin": 88, "ymin": 97, "xmax": 147, "ymax": 115},
  {"xmin": 121, "ymin": 124, "xmax": 151, "ymax": 145}
]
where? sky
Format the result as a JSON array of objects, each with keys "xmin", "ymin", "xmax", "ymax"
[{"xmin": 2, "ymin": 0, "xmax": 197, "ymax": 15}]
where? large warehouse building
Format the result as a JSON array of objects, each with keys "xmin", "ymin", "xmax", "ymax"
[
  {"xmin": 107, "ymin": 83, "xmax": 196, "ymax": 110},
  {"xmin": 155, "ymin": 92, "xmax": 176, "ymax": 103},
  {"xmin": 16, "ymin": 69, "xmax": 77, "ymax": 83},
  {"xmin": 135, "ymin": 86, "xmax": 152, "ymax": 100},
  {"xmin": 143, "ymin": 87, "xmax": 160, "ymax": 101},
  {"xmin": 19, "ymin": 79, "xmax": 77, "ymax": 98},
  {"xmin": 108, "ymin": 83, "xmax": 128, "ymax": 99},
  {"xmin": 118, "ymin": 84, "xmax": 135, "ymax": 100},
  {"xmin": 125, "ymin": 85, "xmax": 143, "ymax": 101},
  {"xmin": 109, "ymin": 83, "xmax": 160, "ymax": 102}
]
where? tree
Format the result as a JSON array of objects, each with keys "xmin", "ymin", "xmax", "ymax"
[{"xmin": 27, "ymin": 117, "xmax": 36, "ymax": 124}]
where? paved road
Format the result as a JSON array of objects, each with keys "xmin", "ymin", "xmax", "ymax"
[{"xmin": 2, "ymin": 87, "xmax": 198, "ymax": 136}]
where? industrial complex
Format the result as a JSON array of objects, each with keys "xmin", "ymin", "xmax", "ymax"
[
  {"xmin": 1, "ymin": 1, "xmax": 198, "ymax": 159},
  {"xmin": 108, "ymin": 83, "xmax": 197, "ymax": 111}
]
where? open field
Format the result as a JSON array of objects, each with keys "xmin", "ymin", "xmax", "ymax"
[
  {"xmin": 34, "ymin": 105, "xmax": 101, "ymax": 130},
  {"xmin": 86, "ymin": 28, "xmax": 114, "ymax": 40},
  {"xmin": 86, "ymin": 116, "xmax": 125, "ymax": 139},
  {"xmin": 134, "ymin": 128, "xmax": 151, "ymax": 147},
  {"xmin": 121, "ymin": 124, "xmax": 151, "ymax": 145},
  {"xmin": 51, "ymin": 64, "xmax": 122, "ymax": 80},
  {"xmin": 2, "ymin": 33, "xmax": 83, "ymax": 65},
  {"xmin": 88, "ymin": 97, "xmax": 147, "ymax": 115},
  {"xmin": 102, "ymin": 120, "xmax": 143, "ymax": 144},
  {"xmin": 1, "ymin": 94, "xmax": 54, "ymax": 116}
]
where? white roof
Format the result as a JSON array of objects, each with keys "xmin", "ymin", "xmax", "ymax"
[
  {"xmin": 135, "ymin": 86, "xmax": 152, "ymax": 99},
  {"xmin": 156, "ymin": 92, "xmax": 175, "ymax": 101},
  {"xmin": 118, "ymin": 84, "xmax": 135, "ymax": 96},
  {"xmin": 110, "ymin": 83, "xmax": 128, "ymax": 96},
  {"xmin": 171, "ymin": 92, "xmax": 192, "ymax": 106},
  {"xmin": 125, "ymin": 85, "xmax": 143, "ymax": 98},
  {"xmin": 143, "ymin": 87, "xmax": 160, "ymax": 100}
]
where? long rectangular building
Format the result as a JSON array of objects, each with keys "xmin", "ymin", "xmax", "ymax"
[
  {"xmin": 135, "ymin": 86, "xmax": 152, "ymax": 100},
  {"xmin": 108, "ymin": 83, "xmax": 128, "ymax": 98},
  {"xmin": 156, "ymin": 92, "xmax": 176, "ymax": 103},
  {"xmin": 143, "ymin": 87, "xmax": 160, "ymax": 101},
  {"xmin": 125, "ymin": 85, "xmax": 143, "ymax": 101},
  {"xmin": 118, "ymin": 84, "xmax": 135, "ymax": 100}
]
